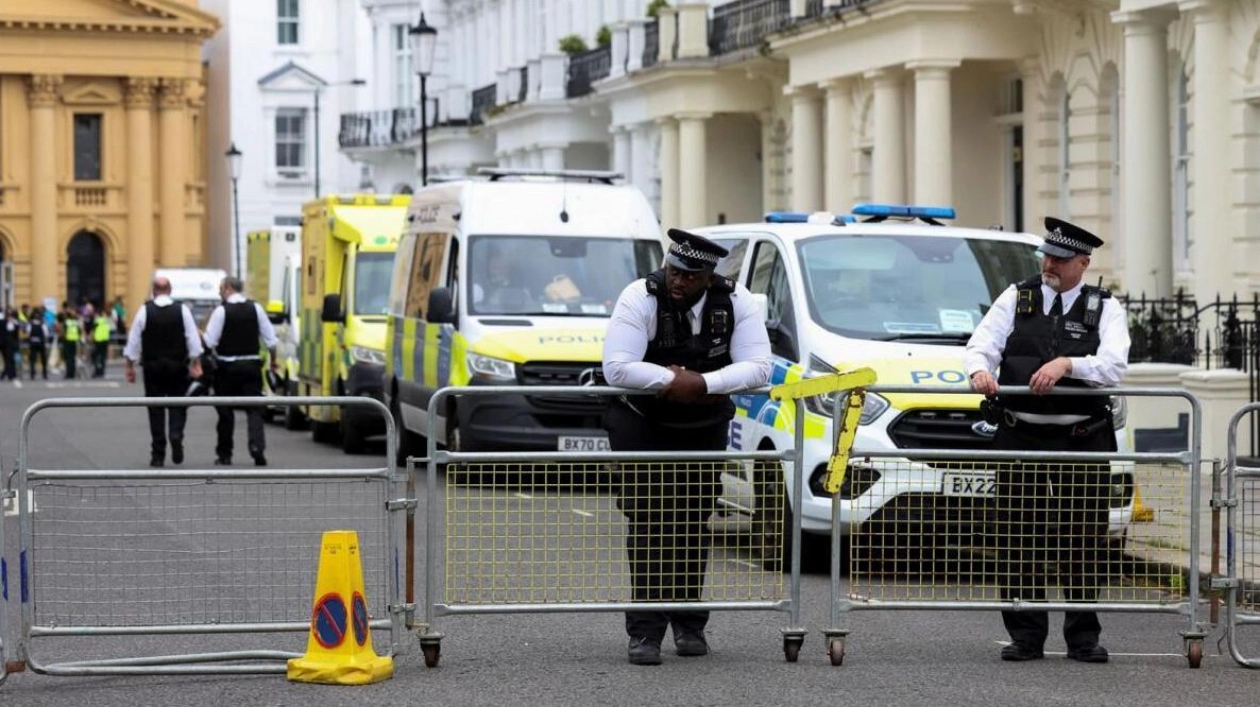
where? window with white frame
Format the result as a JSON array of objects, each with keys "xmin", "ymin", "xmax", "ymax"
[
  {"xmin": 393, "ymin": 24, "xmax": 415, "ymax": 109},
  {"xmin": 1173, "ymin": 68, "xmax": 1191, "ymax": 271},
  {"xmin": 1058, "ymin": 88, "xmax": 1072, "ymax": 218},
  {"xmin": 277, "ymin": 0, "xmax": 300, "ymax": 45},
  {"xmin": 275, "ymin": 108, "xmax": 307, "ymax": 174}
]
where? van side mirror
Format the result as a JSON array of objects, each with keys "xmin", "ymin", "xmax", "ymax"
[
  {"xmin": 427, "ymin": 286, "xmax": 456, "ymax": 324},
  {"xmin": 321, "ymin": 293, "xmax": 344, "ymax": 323}
]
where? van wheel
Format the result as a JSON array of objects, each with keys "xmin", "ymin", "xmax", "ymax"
[{"xmin": 341, "ymin": 415, "xmax": 367, "ymax": 455}]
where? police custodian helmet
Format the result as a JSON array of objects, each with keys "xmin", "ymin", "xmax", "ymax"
[
  {"xmin": 1039, "ymin": 217, "xmax": 1104, "ymax": 259},
  {"xmin": 664, "ymin": 228, "xmax": 729, "ymax": 272}
]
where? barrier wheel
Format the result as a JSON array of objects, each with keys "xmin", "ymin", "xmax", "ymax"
[
  {"xmin": 783, "ymin": 635, "xmax": 803, "ymax": 663},
  {"xmin": 422, "ymin": 641, "xmax": 442, "ymax": 668},
  {"xmin": 1187, "ymin": 639, "xmax": 1202, "ymax": 669},
  {"xmin": 828, "ymin": 638, "xmax": 845, "ymax": 666}
]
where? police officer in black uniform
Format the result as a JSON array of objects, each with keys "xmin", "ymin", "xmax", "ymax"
[
  {"xmin": 602, "ymin": 228, "xmax": 772, "ymax": 666},
  {"xmin": 123, "ymin": 278, "xmax": 205, "ymax": 467},
  {"xmin": 203, "ymin": 276, "xmax": 278, "ymax": 466},
  {"xmin": 965, "ymin": 217, "xmax": 1131, "ymax": 664}
]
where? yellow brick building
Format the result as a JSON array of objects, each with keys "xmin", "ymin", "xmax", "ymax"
[{"xmin": 0, "ymin": 0, "xmax": 219, "ymax": 314}]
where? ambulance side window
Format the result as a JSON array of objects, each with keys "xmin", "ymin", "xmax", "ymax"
[{"xmin": 747, "ymin": 241, "xmax": 797, "ymax": 360}]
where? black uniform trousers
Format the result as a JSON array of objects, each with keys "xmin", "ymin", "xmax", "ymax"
[
  {"xmin": 214, "ymin": 359, "xmax": 265, "ymax": 460},
  {"xmin": 143, "ymin": 359, "xmax": 190, "ymax": 458},
  {"xmin": 994, "ymin": 414, "xmax": 1115, "ymax": 650},
  {"xmin": 92, "ymin": 339, "xmax": 108, "ymax": 377},
  {"xmin": 62, "ymin": 340, "xmax": 78, "ymax": 379},
  {"xmin": 27, "ymin": 343, "xmax": 47, "ymax": 379},
  {"xmin": 605, "ymin": 401, "xmax": 726, "ymax": 643},
  {"xmin": 0, "ymin": 340, "xmax": 15, "ymax": 380}
]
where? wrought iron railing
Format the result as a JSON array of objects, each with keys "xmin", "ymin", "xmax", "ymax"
[
  {"xmin": 566, "ymin": 45, "xmax": 612, "ymax": 99},
  {"xmin": 470, "ymin": 83, "xmax": 497, "ymax": 126},
  {"xmin": 1121, "ymin": 290, "xmax": 1200, "ymax": 365},
  {"xmin": 643, "ymin": 19, "xmax": 660, "ymax": 68},
  {"xmin": 338, "ymin": 104, "xmax": 441, "ymax": 148},
  {"xmin": 709, "ymin": 0, "xmax": 792, "ymax": 55},
  {"xmin": 805, "ymin": 0, "xmax": 824, "ymax": 15},
  {"xmin": 518, "ymin": 65, "xmax": 529, "ymax": 103}
]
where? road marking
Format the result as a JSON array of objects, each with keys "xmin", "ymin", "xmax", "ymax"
[
  {"xmin": 513, "ymin": 492, "xmax": 533, "ymax": 500},
  {"xmin": 571, "ymin": 509, "xmax": 595, "ymax": 518},
  {"xmin": 45, "ymin": 381, "xmax": 120, "ymax": 389},
  {"xmin": 2, "ymin": 490, "xmax": 37, "ymax": 517}
]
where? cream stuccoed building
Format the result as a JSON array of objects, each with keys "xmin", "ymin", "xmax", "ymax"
[{"xmin": 341, "ymin": 0, "xmax": 1260, "ymax": 305}]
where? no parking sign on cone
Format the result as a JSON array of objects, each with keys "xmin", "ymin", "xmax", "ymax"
[{"xmin": 287, "ymin": 530, "xmax": 393, "ymax": 685}]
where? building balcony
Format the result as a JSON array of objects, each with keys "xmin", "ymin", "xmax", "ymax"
[
  {"xmin": 643, "ymin": 19, "xmax": 659, "ymax": 69},
  {"xmin": 470, "ymin": 83, "xmax": 496, "ymax": 126},
  {"xmin": 58, "ymin": 182, "xmax": 124, "ymax": 214},
  {"xmin": 709, "ymin": 0, "xmax": 792, "ymax": 56},
  {"xmin": 339, "ymin": 103, "xmax": 444, "ymax": 149},
  {"xmin": 566, "ymin": 46, "xmax": 612, "ymax": 99},
  {"xmin": 185, "ymin": 182, "xmax": 205, "ymax": 214}
]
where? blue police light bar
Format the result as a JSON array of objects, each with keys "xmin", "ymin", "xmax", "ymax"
[
  {"xmin": 851, "ymin": 203, "xmax": 957, "ymax": 220},
  {"xmin": 833, "ymin": 214, "xmax": 855, "ymax": 225},
  {"xmin": 764, "ymin": 211, "xmax": 810, "ymax": 223}
]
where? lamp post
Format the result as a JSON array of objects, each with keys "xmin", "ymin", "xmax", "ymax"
[
  {"xmin": 225, "ymin": 142, "xmax": 243, "ymax": 278},
  {"xmin": 409, "ymin": 12, "xmax": 438, "ymax": 186},
  {"xmin": 313, "ymin": 78, "xmax": 367, "ymax": 199}
]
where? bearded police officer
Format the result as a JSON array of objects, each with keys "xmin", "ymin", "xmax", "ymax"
[
  {"xmin": 602, "ymin": 228, "xmax": 771, "ymax": 666},
  {"xmin": 204, "ymin": 276, "xmax": 278, "ymax": 466},
  {"xmin": 123, "ymin": 278, "xmax": 204, "ymax": 467},
  {"xmin": 965, "ymin": 217, "xmax": 1130, "ymax": 664}
]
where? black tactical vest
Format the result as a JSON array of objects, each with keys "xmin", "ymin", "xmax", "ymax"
[
  {"xmin": 216, "ymin": 300, "xmax": 260, "ymax": 357},
  {"xmin": 997, "ymin": 277, "xmax": 1111, "ymax": 416},
  {"xmin": 628, "ymin": 270, "xmax": 736, "ymax": 428},
  {"xmin": 141, "ymin": 302, "xmax": 189, "ymax": 365}
]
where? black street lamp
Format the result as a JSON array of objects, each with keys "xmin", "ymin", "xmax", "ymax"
[
  {"xmin": 313, "ymin": 78, "xmax": 367, "ymax": 198},
  {"xmin": 225, "ymin": 142, "xmax": 243, "ymax": 278},
  {"xmin": 409, "ymin": 12, "xmax": 438, "ymax": 187}
]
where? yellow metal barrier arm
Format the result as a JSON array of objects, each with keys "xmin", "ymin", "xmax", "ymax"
[{"xmin": 768, "ymin": 367, "xmax": 878, "ymax": 495}]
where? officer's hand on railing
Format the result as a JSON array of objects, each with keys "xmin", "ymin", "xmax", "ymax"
[
  {"xmin": 969, "ymin": 370, "xmax": 998, "ymax": 396},
  {"xmin": 1029, "ymin": 357, "xmax": 1072, "ymax": 395},
  {"xmin": 659, "ymin": 364, "xmax": 708, "ymax": 404}
]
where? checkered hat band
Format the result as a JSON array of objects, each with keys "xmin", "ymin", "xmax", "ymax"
[
  {"xmin": 1047, "ymin": 229, "xmax": 1092, "ymax": 254},
  {"xmin": 669, "ymin": 242, "xmax": 720, "ymax": 265}
]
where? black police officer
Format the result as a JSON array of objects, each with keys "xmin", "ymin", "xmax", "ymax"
[
  {"xmin": 602, "ymin": 228, "xmax": 772, "ymax": 665},
  {"xmin": 965, "ymin": 217, "xmax": 1131, "ymax": 663}
]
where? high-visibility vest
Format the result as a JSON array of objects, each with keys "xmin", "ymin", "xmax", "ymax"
[
  {"xmin": 93, "ymin": 317, "xmax": 111, "ymax": 343},
  {"xmin": 65, "ymin": 319, "xmax": 81, "ymax": 342}
]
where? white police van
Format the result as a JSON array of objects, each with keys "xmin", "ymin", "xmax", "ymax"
[{"xmin": 696, "ymin": 204, "xmax": 1133, "ymax": 566}]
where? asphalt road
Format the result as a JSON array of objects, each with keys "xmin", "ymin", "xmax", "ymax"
[{"xmin": 2, "ymin": 371, "xmax": 1260, "ymax": 706}]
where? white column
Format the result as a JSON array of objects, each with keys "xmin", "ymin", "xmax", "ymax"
[
  {"xmin": 541, "ymin": 144, "xmax": 565, "ymax": 171},
  {"xmin": 678, "ymin": 112, "xmax": 710, "ymax": 227},
  {"xmin": 910, "ymin": 61, "xmax": 958, "ymax": 207},
  {"xmin": 612, "ymin": 126, "xmax": 631, "ymax": 179},
  {"xmin": 1186, "ymin": 0, "xmax": 1230, "ymax": 301},
  {"xmin": 869, "ymin": 69, "xmax": 906, "ymax": 203},
  {"xmin": 630, "ymin": 124, "xmax": 652, "ymax": 198},
  {"xmin": 658, "ymin": 117, "xmax": 680, "ymax": 226},
  {"xmin": 530, "ymin": 149, "xmax": 544, "ymax": 170},
  {"xmin": 822, "ymin": 79, "xmax": 853, "ymax": 213},
  {"xmin": 514, "ymin": 0, "xmax": 527, "ymax": 65},
  {"xmin": 1114, "ymin": 9, "xmax": 1174, "ymax": 297},
  {"xmin": 1020, "ymin": 58, "xmax": 1045, "ymax": 236},
  {"xmin": 787, "ymin": 85, "xmax": 823, "ymax": 211}
]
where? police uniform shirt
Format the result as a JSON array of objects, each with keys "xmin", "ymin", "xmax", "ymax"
[
  {"xmin": 964, "ymin": 280, "xmax": 1130, "ymax": 394},
  {"xmin": 204, "ymin": 293, "xmax": 279, "ymax": 360},
  {"xmin": 122, "ymin": 295, "xmax": 205, "ymax": 363},
  {"xmin": 603, "ymin": 279, "xmax": 772, "ymax": 394}
]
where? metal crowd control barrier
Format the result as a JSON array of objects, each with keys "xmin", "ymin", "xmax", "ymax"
[
  {"xmin": 412, "ymin": 375, "xmax": 866, "ymax": 667},
  {"xmin": 823, "ymin": 386, "xmax": 1208, "ymax": 668},
  {"xmin": 1, "ymin": 457, "xmax": 11, "ymax": 687},
  {"xmin": 7, "ymin": 395, "xmax": 407, "ymax": 677},
  {"xmin": 1222, "ymin": 402, "xmax": 1260, "ymax": 668}
]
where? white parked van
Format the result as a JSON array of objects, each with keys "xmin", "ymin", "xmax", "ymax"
[
  {"xmin": 693, "ymin": 205, "xmax": 1134, "ymax": 563},
  {"xmin": 383, "ymin": 169, "xmax": 665, "ymax": 458},
  {"xmin": 154, "ymin": 267, "xmax": 227, "ymax": 328}
]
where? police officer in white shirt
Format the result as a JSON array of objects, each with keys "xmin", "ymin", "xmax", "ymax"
[
  {"xmin": 964, "ymin": 217, "xmax": 1130, "ymax": 665},
  {"xmin": 204, "ymin": 276, "xmax": 279, "ymax": 466},
  {"xmin": 123, "ymin": 277, "xmax": 205, "ymax": 467},
  {"xmin": 602, "ymin": 228, "xmax": 772, "ymax": 666}
]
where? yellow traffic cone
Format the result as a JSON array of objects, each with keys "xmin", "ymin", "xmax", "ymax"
[
  {"xmin": 287, "ymin": 530, "xmax": 394, "ymax": 685},
  {"xmin": 1133, "ymin": 484, "xmax": 1154, "ymax": 523}
]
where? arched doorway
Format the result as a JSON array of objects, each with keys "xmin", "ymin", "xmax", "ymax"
[{"xmin": 66, "ymin": 230, "xmax": 105, "ymax": 310}]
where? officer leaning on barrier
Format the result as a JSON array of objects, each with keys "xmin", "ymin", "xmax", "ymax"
[
  {"xmin": 203, "ymin": 276, "xmax": 278, "ymax": 467},
  {"xmin": 602, "ymin": 228, "xmax": 772, "ymax": 666},
  {"xmin": 123, "ymin": 277, "xmax": 205, "ymax": 468},
  {"xmin": 964, "ymin": 217, "xmax": 1131, "ymax": 664}
]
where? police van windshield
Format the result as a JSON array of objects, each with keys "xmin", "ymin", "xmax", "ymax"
[
  {"xmin": 798, "ymin": 234, "xmax": 1040, "ymax": 341},
  {"xmin": 354, "ymin": 252, "xmax": 395, "ymax": 316},
  {"xmin": 468, "ymin": 235, "xmax": 662, "ymax": 316}
]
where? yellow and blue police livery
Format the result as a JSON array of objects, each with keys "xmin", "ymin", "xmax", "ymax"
[
  {"xmin": 384, "ymin": 169, "xmax": 665, "ymax": 458},
  {"xmin": 696, "ymin": 204, "xmax": 1134, "ymax": 560}
]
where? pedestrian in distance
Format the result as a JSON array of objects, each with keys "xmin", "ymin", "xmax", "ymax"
[
  {"xmin": 1, "ymin": 308, "xmax": 19, "ymax": 381},
  {"xmin": 203, "ymin": 276, "xmax": 279, "ymax": 466},
  {"xmin": 601, "ymin": 228, "xmax": 772, "ymax": 666},
  {"xmin": 123, "ymin": 277, "xmax": 205, "ymax": 468},
  {"xmin": 26, "ymin": 306, "xmax": 50, "ymax": 380},
  {"xmin": 90, "ymin": 308, "xmax": 112, "ymax": 378},
  {"xmin": 964, "ymin": 217, "xmax": 1131, "ymax": 664},
  {"xmin": 55, "ymin": 309, "xmax": 82, "ymax": 379}
]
